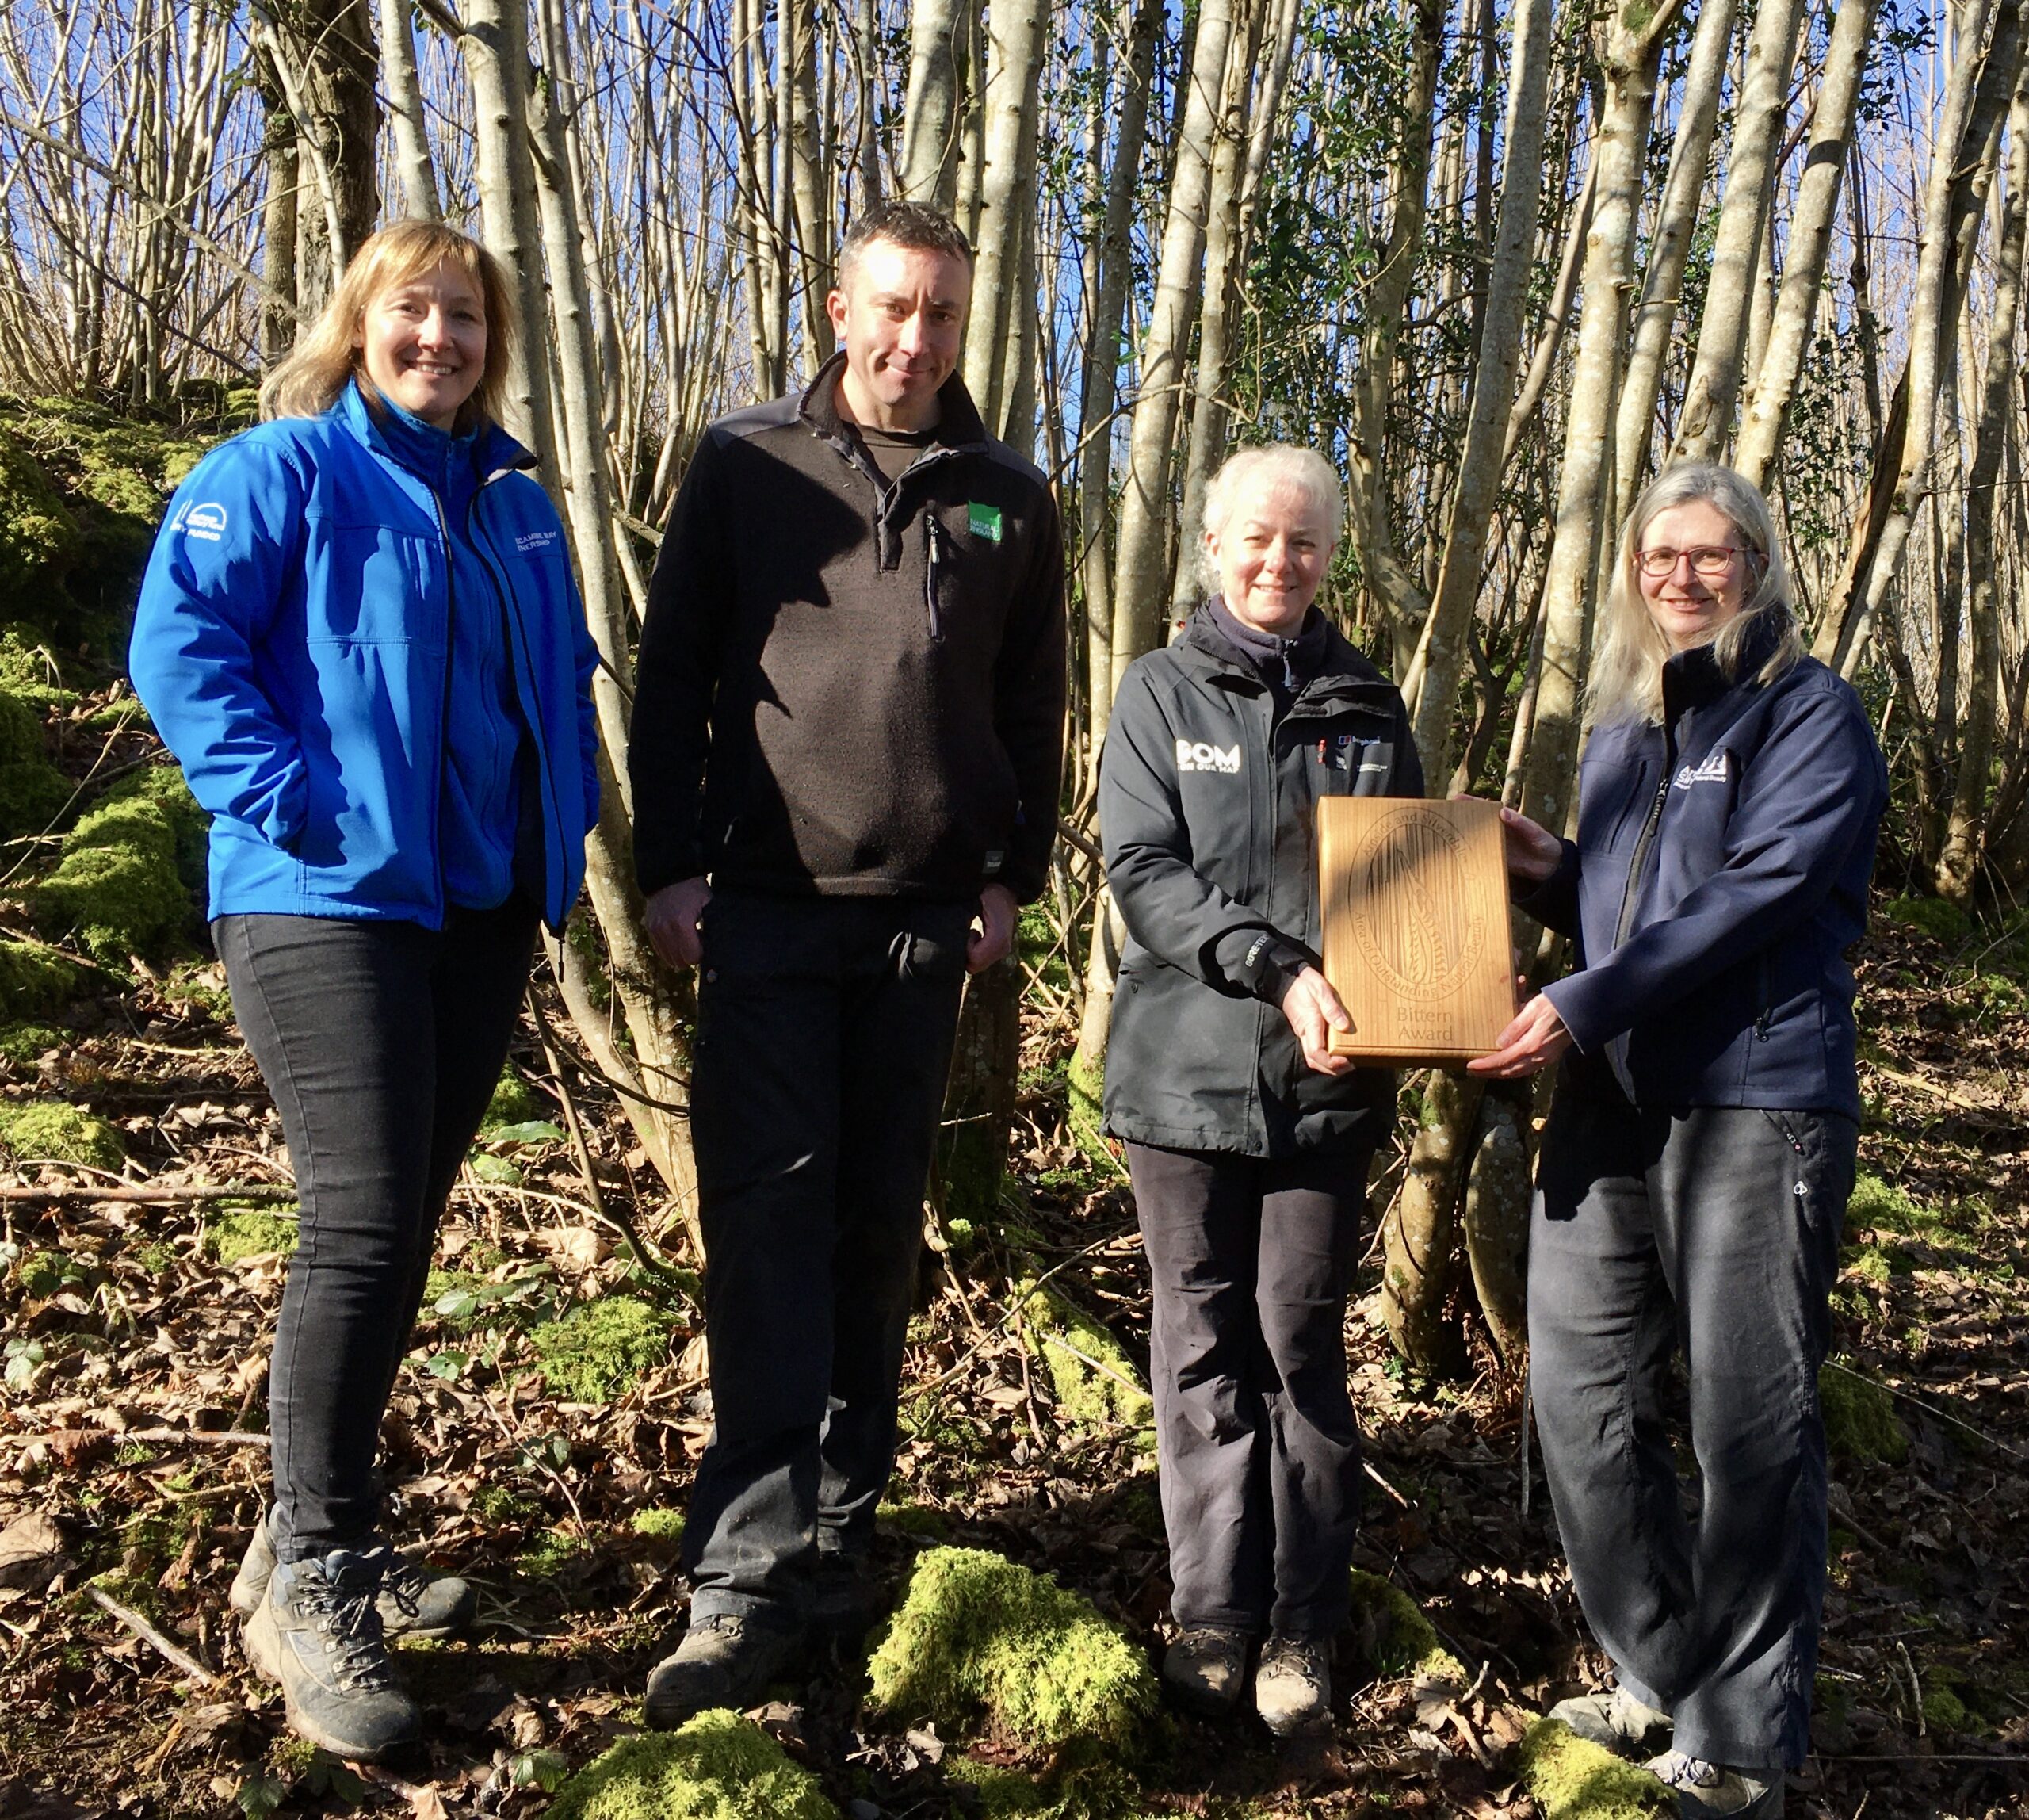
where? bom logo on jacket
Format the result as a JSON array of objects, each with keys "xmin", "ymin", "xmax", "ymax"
[
  {"xmin": 174, "ymin": 501, "xmax": 228, "ymax": 543},
  {"xmin": 1175, "ymin": 737, "xmax": 1241, "ymax": 774}
]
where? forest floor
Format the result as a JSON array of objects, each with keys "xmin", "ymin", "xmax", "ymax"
[{"xmin": 2, "ymin": 727, "xmax": 2027, "ymax": 1818}]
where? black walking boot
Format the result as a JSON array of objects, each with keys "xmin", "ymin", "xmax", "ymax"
[
  {"xmin": 231, "ymin": 1509, "xmax": 476, "ymax": 1640},
  {"xmin": 241, "ymin": 1548, "xmax": 422, "ymax": 1762}
]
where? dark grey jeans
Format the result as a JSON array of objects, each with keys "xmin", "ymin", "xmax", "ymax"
[
  {"xmin": 1529, "ymin": 1095, "xmax": 1855, "ymax": 1770},
  {"xmin": 681, "ymin": 892, "xmax": 972, "ymax": 1630},
  {"xmin": 1128, "ymin": 1142, "xmax": 1371, "ymax": 1638},
  {"xmin": 216, "ymin": 900, "xmax": 538, "ymax": 1559}
]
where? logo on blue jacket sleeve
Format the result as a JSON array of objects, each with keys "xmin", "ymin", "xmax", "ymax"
[{"xmin": 174, "ymin": 501, "xmax": 229, "ymax": 542}]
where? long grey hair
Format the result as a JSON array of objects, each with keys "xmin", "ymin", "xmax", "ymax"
[{"xmin": 1586, "ymin": 461, "xmax": 1803, "ymax": 726}]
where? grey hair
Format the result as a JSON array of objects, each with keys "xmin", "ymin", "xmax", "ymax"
[
  {"xmin": 1198, "ymin": 445, "xmax": 1344, "ymax": 587},
  {"xmin": 1587, "ymin": 461, "xmax": 1803, "ymax": 726}
]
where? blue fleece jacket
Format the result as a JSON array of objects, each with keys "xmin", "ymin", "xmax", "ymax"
[
  {"xmin": 1522, "ymin": 620, "xmax": 1886, "ymax": 1118},
  {"xmin": 128, "ymin": 382, "xmax": 601, "ymax": 932}
]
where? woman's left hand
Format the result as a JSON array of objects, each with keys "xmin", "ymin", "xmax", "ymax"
[
  {"xmin": 1279, "ymin": 965, "xmax": 1356, "ymax": 1076},
  {"xmin": 1467, "ymin": 992, "xmax": 1572, "ymax": 1078}
]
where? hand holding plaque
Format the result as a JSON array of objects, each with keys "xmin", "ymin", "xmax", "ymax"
[{"xmin": 1314, "ymin": 796, "xmax": 1516, "ymax": 1065}]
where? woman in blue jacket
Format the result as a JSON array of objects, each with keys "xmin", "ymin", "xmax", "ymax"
[
  {"xmin": 129, "ymin": 221, "xmax": 600, "ymax": 1761},
  {"xmin": 1473, "ymin": 464, "xmax": 1885, "ymax": 1819}
]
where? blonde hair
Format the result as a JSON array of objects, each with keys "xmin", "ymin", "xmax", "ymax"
[
  {"xmin": 1198, "ymin": 445, "xmax": 1344, "ymax": 587},
  {"xmin": 261, "ymin": 221, "xmax": 518, "ymax": 430},
  {"xmin": 1587, "ymin": 461, "xmax": 1803, "ymax": 726}
]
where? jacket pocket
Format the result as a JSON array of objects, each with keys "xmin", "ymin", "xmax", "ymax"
[{"xmin": 301, "ymin": 519, "xmax": 437, "ymax": 646}]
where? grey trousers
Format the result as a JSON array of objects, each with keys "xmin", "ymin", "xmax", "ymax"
[
  {"xmin": 1128, "ymin": 1142, "xmax": 1370, "ymax": 1637},
  {"xmin": 1529, "ymin": 1095, "xmax": 1855, "ymax": 1770},
  {"xmin": 681, "ymin": 892, "xmax": 972, "ymax": 1630}
]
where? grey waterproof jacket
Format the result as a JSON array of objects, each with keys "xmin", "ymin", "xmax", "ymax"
[{"xmin": 1099, "ymin": 604, "xmax": 1423, "ymax": 1157}]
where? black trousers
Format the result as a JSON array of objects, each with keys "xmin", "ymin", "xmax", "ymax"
[
  {"xmin": 1528, "ymin": 1096, "xmax": 1855, "ymax": 1770},
  {"xmin": 1127, "ymin": 1141, "xmax": 1371, "ymax": 1637},
  {"xmin": 216, "ymin": 900, "xmax": 538, "ymax": 1559},
  {"xmin": 681, "ymin": 891, "xmax": 972, "ymax": 1628}
]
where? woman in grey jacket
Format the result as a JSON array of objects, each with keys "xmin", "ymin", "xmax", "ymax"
[
  {"xmin": 1475, "ymin": 464, "xmax": 1886, "ymax": 1819},
  {"xmin": 1099, "ymin": 446, "xmax": 1422, "ymax": 1734}
]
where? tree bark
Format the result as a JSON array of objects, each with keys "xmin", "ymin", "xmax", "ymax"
[
  {"xmin": 1403, "ymin": 0, "xmax": 1556, "ymax": 781},
  {"xmin": 1610, "ymin": 0, "xmax": 1738, "ymax": 514},
  {"xmin": 900, "ymin": 0, "xmax": 972, "ymax": 210},
  {"xmin": 1461, "ymin": 1092, "xmax": 1529, "ymax": 1366},
  {"xmin": 1381, "ymin": 1072, "xmax": 1482, "ymax": 1374},
  {"xmin": 378, "ymin": 0, "xmax": 441, "ymax": 221},
  {"xmin": 1670, "ymin": 0, "xmax": 1810, "ymax": 464},
  {"xmin": 254, "ymin": 54, "xmax": 301, "ymax": 364},
  {"xmin": 1106, "ymin": 0, "xmax": 1240, "ymax": 698},
  {"xmin": 1734, "ymin": 0, "xmax": 1881, "ymax": 489}
]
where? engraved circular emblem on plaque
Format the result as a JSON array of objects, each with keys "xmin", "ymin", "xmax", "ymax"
[{"xmin": 1349, "ymin": 806, "xmax": 1489, "ymax": 1002}]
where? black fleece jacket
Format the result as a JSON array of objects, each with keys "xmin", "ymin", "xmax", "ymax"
[{"xmin": 629, "ymin": 355, "xmax": 1067, "ymax": 904}]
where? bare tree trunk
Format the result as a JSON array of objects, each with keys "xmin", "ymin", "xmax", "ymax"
[
  {"xmin": 900, "ymin": 0, "xmax": 972, "ymax": 210},
  {"xmin": 255, "ymin": 55, "xmax": 301, "ymax": 364},
  {"xmin": 961, "ymin": 0, "xmax": 1048, "ymax": 437},
  {"xmin": 1461, "ymin": 1091, "xmax": 1529, "ymax": 1366},
  {"xmin": 1611, "ymin": 0, "xmax": 1738, "ymax": 514},
  {"xmin": 1346, "ymin": 0, "xmax": 1444, "ymax": 675},
  {"xmin": 1076, "ymin": 0, "xmax": 1163, "ymax": 758},
  {"xmin": 1733, "ymin": 0, "xmax": 1879, "ymax": 488},
  {"xmin": 1404, "ymin": 0, "xmax": 1555, "ymax": 779},
  {"xmin": 1106, "ymin": 0, "xmax": 1240, "ymax": 696},
  {"xmin": 1381, "ymin": 1072, "xmax": 1481, "ymax": 1373},
  {"xmin": 1817, "ymin": 0, "xmax": 2021, "ymax": 675},
  {"xmin": 1937, "ymin": 84, "xmax": 2029, "ymax": 900},
  {"xmin": 1671, "ymin": 0, "xmax": 1809, "ymax": 463},
  {"xmin": 1502, "ymin": 155, "xmax": 1595, "ymax": 467},
  {"xmin": 378, "ymin": 0, "xmax": 441, "ymax": 220},
  {"xmin": 785, "ymin": 0, "xmax": 834, "ymax": 365}
]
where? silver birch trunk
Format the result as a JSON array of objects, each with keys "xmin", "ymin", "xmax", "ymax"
[
  {"xmin": 1610, "ymin": 0, "xmax": 1738, "ymax": 517},
  {"xmin": 1106, "ymin": 0, "xmax": 1240, "ymax": 698},
  {"xmin": 785, "ymin": 0, "xmax": 833, "ymax": 365},
  {"xmin": 1734, "ymin": 0, "xmax": 1881, "ymax": 489},
  {"xmin": 378, "ymin": 0, "xmax": 441, "ymax": 220},
  {"xmin": 1670, "ymin": 0, "xmax": 1810, "ymax": 464},
  {"xmin": 900, "ymin": 0, "xmax": 971, "ymax": 210},
  {"xmin": 1403, "ymin": 0, "xmax": 1555, "ymax": 782}
]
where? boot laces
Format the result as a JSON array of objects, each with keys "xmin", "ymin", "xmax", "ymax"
[
  {"xmin": 296, "ymin": 1561, "xmax": 399, "ymax": 1692},
  {"xmin": 1650, "ymin": 1752, "xmax": 1723, "ymax": 1790},
  {"xmin": 378, "ymin": 1554, "xmax": 429, "ymax": 1620}
]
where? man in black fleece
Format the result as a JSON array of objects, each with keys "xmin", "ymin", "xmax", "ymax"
[{"xmin": 629, "ymin": 201, "xmax": 1066, "ymax": 1722}]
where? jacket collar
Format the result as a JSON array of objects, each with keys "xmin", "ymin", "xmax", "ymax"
[
  {"xmin": 798, "ymin": 350, "xmax": 992, "ymax": 453},
  {"xmin": 1177, "ymin": 600, "xmax": 1395, "ymax": 704},
  {"xmin": 336, "ymin": 379, "xmax": 535, "ymax": 488},
  {"xmin": 1660, "ymin": 607, "xmax": 1791, "ymax": 719}
]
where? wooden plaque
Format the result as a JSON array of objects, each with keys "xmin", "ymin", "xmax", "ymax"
[{"xmin": 1316, "ymin": 796, "xmax": 1515, "ymax": 1065}]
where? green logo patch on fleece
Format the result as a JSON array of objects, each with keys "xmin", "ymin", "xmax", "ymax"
[{"xmin": 968, "ymin": 502, "xmax": 1004, "ymax": 543}]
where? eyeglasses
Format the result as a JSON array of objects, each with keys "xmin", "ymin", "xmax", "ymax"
[{"xmin": 1635, "ymin": 545, "xmax": 1745, "ymax": 579}]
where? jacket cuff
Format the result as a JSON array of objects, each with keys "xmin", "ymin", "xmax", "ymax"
[
  {"xmin": 1512, "ymin": 839, "xmax": 1578, "ymax": 914},
  {"xmin": 1214, "ymin": 927, "xmax": 1313, "ymax": 1003},
  {"xmin": 1541, "ymin": 973, "xmax": 1609, "ymax": 1056},
  {"xmin": 634, "ymin": 838, "xmax": 705, "ymax": 900}
]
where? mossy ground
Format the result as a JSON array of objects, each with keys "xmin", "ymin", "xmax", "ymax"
[
  {"xmin": 1347, "ymin": 1567, "xmax": 1467, "ymax": 1685},
  {"xmin": 1821, "ymin": 1359, "xmax": 1909, "ymax": 1463},
  {"xmin": 204, "ymin": 1204, "xmax": 299, "ymax": 1265},
  {"xmin": 0, "ymin": 1020, "xmax": 64, "ymax": 1067},
  {"xmin": 1516, "ymin": 1719, "xmax": 1673, "ymax": 1819},
  {"xmin": 525, "ymin": 1295, "xmax": 677, "ymax": 1401},
  {"xmin": 0, "ymin": 1100, "xmax": 124, "ymax": 1171},
  {"xmin": 867, "ymin": 1546, "xmax": 1156, "ymax": 1754},
  {"xmin": 30, "ymin": 764, "xmax": 207, "ymax": 962},
  {"xmin": 0, "ymin": 936, "xmax": 93, "ymax": 1018},
  {"xmin": 545, "ymin": 1713, "xmax": 837, "ymax": 1820},
  {"xmin": 1019, "ymin": 1282, "xmax": 1153, "ymax": 1432}
]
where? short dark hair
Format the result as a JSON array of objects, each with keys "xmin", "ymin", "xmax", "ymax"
[{"xmin": 836, "ymin": 201, "xmax": 974, "ymax": 290}]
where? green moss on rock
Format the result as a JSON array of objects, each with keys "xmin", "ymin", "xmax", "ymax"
[
  {"xmin": 0, "ymin": 688, "xmax": 68, "ymax": 841},
  {"xmin": 954, "ymin": 1754, "xmax": 1157, "ymax": 1820},
  {"xmin": 0, "ymin": 936, "xmax": 92, "ymax": 1017},
  {"xmin": 629, "ymin": 1507, "xmax": 686, "ymax": 1542},
  {"xmin": 482, "ymin": 1064, "xmax": 544, "ymax": 1130},
  {"xmin": 866, "ymin": 1545, "xmax": 1156, "ymax": 1753},
  {"xmin": 1347, "ymin": 1568, "xmax": 1467, "ymax": 1685},
  {"xmin": 1884, "ymin": 895, "xmax": 1973, "ymax": 946},
  {"xmin": 1847, "ymin": 1170, "xmax": 1936, "ymax": 1237},
  {"xmin": 526, "ymin": 1296, "xmax": 676, "ymax": 1402},
  {"xmin": 876, "ymin": 1499, "xmax": 950, "ymax": 1541},
  {"xmin": 1517, "ymin": 1719, "xmax": 1673, "ymax": 1819},
  {"xmin": 1821, "ymin": 1362, "xmax": 1908, "ymax": 1464},
  {"xmin": 30, "ymin": 765, "xmax": 207, "ymax": 961},
  {"xmin": 0, "ymin": 1100, "xmax": 124, "ymax": 1171},
  {"xmin": 1020, "ymin": 1283, "xmax": 1153, "ymax": 1432},
  {"xmin": 545, "ymin": 1713, "xmax": 838, "ymax": 1820},
  {"xmin": 0, "ymin": 1021, "xmax": 63, "ymax": 1067},
  {"xmin": 207, "ymin": 1204, "xmax": 299, "ymax": 1265},
  {"xmin": 0, "ymin": 429, "xmax": 82, "ymax": 618}
]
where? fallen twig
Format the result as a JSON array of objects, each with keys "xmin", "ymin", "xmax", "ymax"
[
  {"xmin": 118, "ymin": 1428, "xmax": 269, "ymax": 1449},
  {"xmin": 86, "ymin": 1584, "xmax": 219, "ymax": 1684},
  {"xmin": 0, "ymin": 1183, "xmax": 295, "ymax": 1205}
]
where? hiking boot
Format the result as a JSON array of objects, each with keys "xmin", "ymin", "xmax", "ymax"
[
  {"xmin": 242, "ymin": 1549, "xmax": 422, "ymax": 1762},
  {"xmin": 1549, "ymin": 1684, "xmax": 1674, "ymax": 1757},
  {"xmin": 1161, "ymin": 1626, "xmax": 1249, "ymax": 1717},
  {"xmin": 1254, "ymin": 1633, "xmax": 1332, "ymax": 1735},
  {"xmin": 231, "ymin": 1510, "xmax": 476, "ymax": 1640},
  {"xmin": 644, "ymin": 1613, "xmax": 801, "ymax": 1729},
  {"xmin": 1645, "ymin": 1750, "xmax": 1785, "ymax": 1819},
  {"xmin": 808, "ymin": 1554, "xmax": 884, "ymax": 1647}
]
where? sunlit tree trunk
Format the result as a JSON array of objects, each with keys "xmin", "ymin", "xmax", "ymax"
[
  {"xmin": 962, "ymin": 0, "xmax": 1048, "ymax": 438},
  {"xmin": 900, "ymin": 0, "xmax": 971, "ymax": 210},
  {"xmin": 378, "ymin": 0, "xmax": 441, "ymax": 220}
]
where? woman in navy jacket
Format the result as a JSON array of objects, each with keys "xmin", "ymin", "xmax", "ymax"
[
  {"xmin": 129, "ymin": 221, "xmax": 599, "ymax": 1761},
  {"xmin": 1473, "ymin": 464, "xmax": 1885, "ymax": 1818}
]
